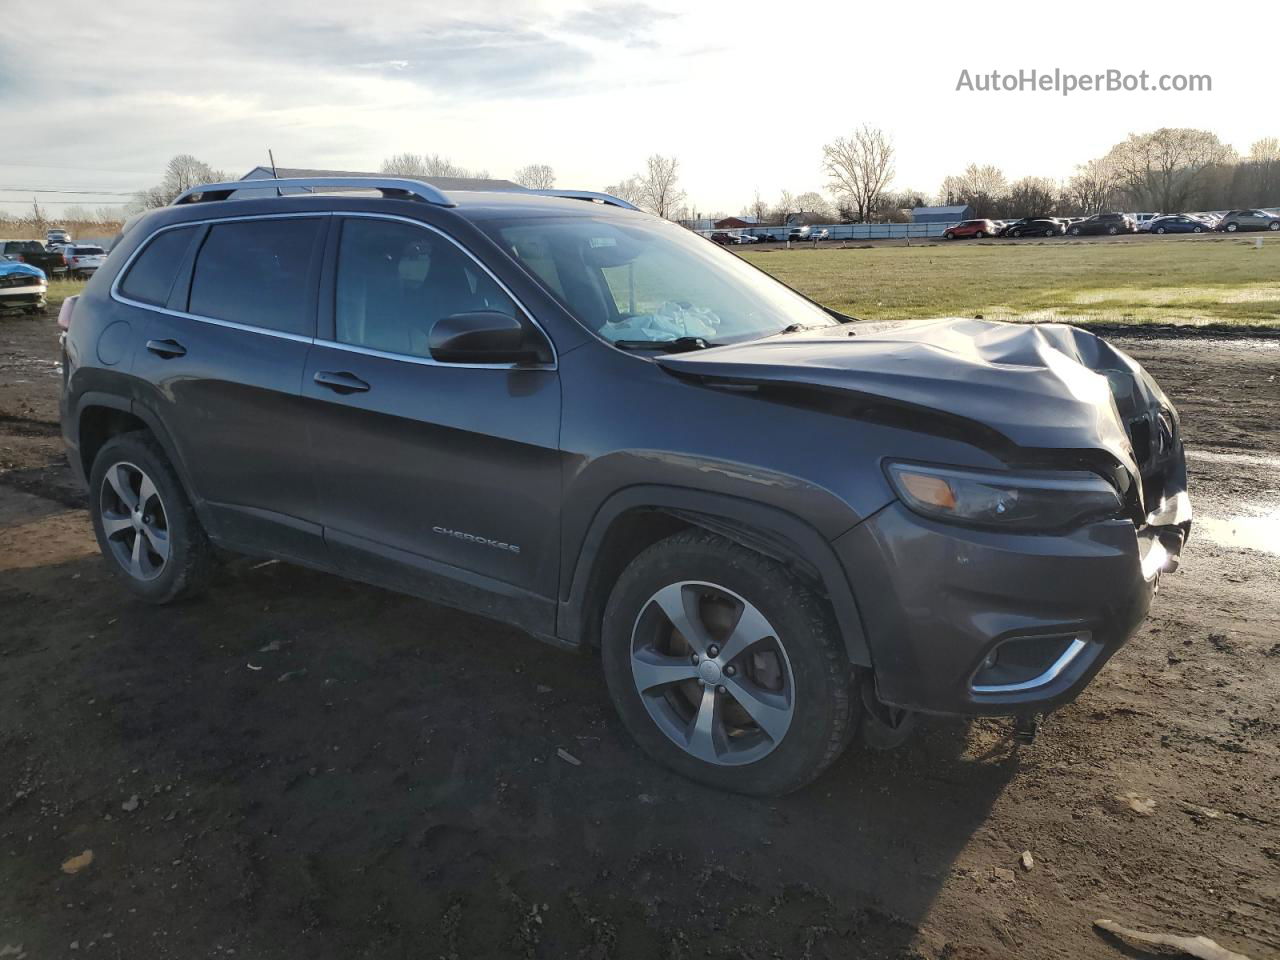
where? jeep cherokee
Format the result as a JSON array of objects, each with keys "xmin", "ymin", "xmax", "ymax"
[{"xmin": 59, "ymin": 176, "xmax": 1191, "ymax": 795}]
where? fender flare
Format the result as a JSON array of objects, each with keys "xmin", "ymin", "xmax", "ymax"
[
  {"xmin": 73, "ymin": 391, "xmax": 210, "ymax": 526},
  {"xmin": 559, "ymin": 485, "xmax": 872, "ymax": 667}
]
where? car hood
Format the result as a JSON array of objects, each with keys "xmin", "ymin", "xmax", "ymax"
[
  {"xmin": 0, "ymin": 260, "xmax": 46, "ymax": 280},
  {"xmin": 657, "ymin": 318, "xmax": 1174, "ymax": 489}
]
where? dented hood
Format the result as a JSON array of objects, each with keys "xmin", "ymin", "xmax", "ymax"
[{"xmin": 657, "ymin": 318, "xmax": 1174, "ymax": 484}]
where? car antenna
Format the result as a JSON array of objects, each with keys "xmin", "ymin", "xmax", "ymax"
[{"xmin": 268, "ymin": 149, "xmax": 281, "ymax": 197}]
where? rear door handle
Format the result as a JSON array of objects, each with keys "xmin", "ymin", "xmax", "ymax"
[
  {"xmin": 146, "ymin": 338, "xmax": 187, "ymax": 359},
  {"xmin": 313, "ymin": 370, "xmax": 370, "ymax": 394}
]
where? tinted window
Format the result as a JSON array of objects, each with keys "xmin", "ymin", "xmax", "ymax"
[
  {"xmin": 73, "ymin": 246, "xmax": 105, "ymax": 255},
  {"xmin": 118, "ymin": 227, "xmax": 198, "ymax": 307},
  {"xmin": 334, "ymin": 218, "xmax": 517, "ymax": 358},
  {"xmin": 189, "ymin": 218, "xmax": 321, "ymax": 335}
]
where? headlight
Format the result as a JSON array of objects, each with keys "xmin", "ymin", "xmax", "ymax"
[{"xmin": 885, "ymin": 461, "xmax": 1124, "ymax": 532}]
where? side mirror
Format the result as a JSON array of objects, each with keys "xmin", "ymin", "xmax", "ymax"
[{"xmin": 428, "ymin": 311, "xmax": 547, "ymax": 365}]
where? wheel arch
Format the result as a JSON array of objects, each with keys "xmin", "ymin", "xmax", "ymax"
[
  {"xmin": 558, "ymin": 485, "xmax": 872, "ymax": 667},
  {"xmin": 74, "ymin": 393, "xmax": 204, "ymax": 518}
]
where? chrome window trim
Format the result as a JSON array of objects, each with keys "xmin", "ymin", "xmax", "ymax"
[
  {"xmin": 970, "ymin": 636, "xmax": 1090, "ymax": 694},
  {"xmin": 110, "ymin": 211, "xmax": 557, "ymax": 370}
]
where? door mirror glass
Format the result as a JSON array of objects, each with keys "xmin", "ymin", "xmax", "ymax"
[{"xmin": 429, "ymin": 311, "xmax": 544, "ymax": 365}]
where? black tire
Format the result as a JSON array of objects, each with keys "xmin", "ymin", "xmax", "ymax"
[
  {"xmin": 1107, "ymin": 225, "xmax": 1119, "ymax": 235},
  {"xmin": 975, "ymin": 231, "xmax": 986, "ymax": 239},
  {"xmin": 1044, "ymin": 229, "xmax": 1056, "ymax": 237},
  {"xmin": 1069, "ymin": 227, "xmax": 1081, "ymax": 236},
  {"xmin": 1156, "ymin": 227, "xmax": 1167, "ymax": 235},
  {"xmin": 1269, "ymin": 221, "xmax": 1280, "ymax": 231},
  {"xmin": 88, "ymin": 431, "xmax": 215, "ymax": 604},
  {"xmin": 943, "ymin": 232, "xmax": 954, "ymax": 240},
  {"xmin": 1011, "ymin": 229, "xmax": 1022, "ymax": 238},
  {"xmin": 1226, "ymin": 222, "xmax": 1238, "ymax": 232},
  {"xmin": 601, "ymin": 530, "xmax": 857, "ymax": 796},
  {"xmin": 1193, "ymin": 226, "xmax": 1204, "ymax": 233}
]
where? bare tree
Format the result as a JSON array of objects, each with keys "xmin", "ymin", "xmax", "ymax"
[
  {"xmin": 1104, "ymin": 128, "xmax": 1235, "ymax": 211},
  {"xmin": 603, "ymin": 176, "xmax": 644, "ymax": 206},
  {"xmin": 1247, "ymin": 138, "xmax": 1280, "ymax": 206},
  {"xmin": 821, "ymin": 125, "xmax": 895, "ymax": 223},
  {"xmin": 634, "ymin": 154, "xmax": 687, "ymax": 219},
  {"xmin": 380, "ymin": 153, "xmax": 491, "ymax": 179},
  {"xmin": 1065, "ymin": 158, "xmax": 1119, "ymax": 214},
  {"xmin": 1005, "ymin": 176, "xmax": 1059, "ymax": 217},
  {"xmin": 742, "ymin": 191, "xmax": 769, "ymax": 223},
  {"xmin": 793, "ymin": 191, "xmax": 834, "ymax": 220},
  {"xmin": 513, "ymin": 163, "xmax": 556, "ymax": 189},
  {"xmin": 773, "ymin": 189, "xmax": 796, "ymax": 225},
  {"xmin": 936, "ymin": 164, "xmax": 1007, "ymax": 218},
  {"xmin": 132, "ymin": 155, "xmax": 230, "ymax": 209}
]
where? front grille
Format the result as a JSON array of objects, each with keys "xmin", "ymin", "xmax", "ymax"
[{"xmin": 0, "ymin": 275, "xmax": 40, "ymax": 289}]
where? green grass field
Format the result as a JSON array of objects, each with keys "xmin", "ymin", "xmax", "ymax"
[{"xmin": 739, "ymin": 236, "xmax": 1280, "ymax": 328}]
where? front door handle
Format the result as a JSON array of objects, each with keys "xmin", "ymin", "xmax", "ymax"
[
  {"xmin": 146, "ymin": 338, "xmax": 187, "ymax": 358},
  {"xmin": 313, "ymin": 370, "xmax": 371, "ymax": 394}
]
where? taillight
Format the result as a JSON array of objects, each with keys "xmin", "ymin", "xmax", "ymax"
[{"xmin": 57, "ymin": 294, "xmax": 79, "ymax": 331}]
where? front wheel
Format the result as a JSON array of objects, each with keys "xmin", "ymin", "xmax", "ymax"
[
  {"xmin": 1269, "ymin": 221, "xmax": 1280, "ymax": 231},
  {"xmin": 944, "ymin": 232, "xmax": 955, "ymax": 240},
  {"xmin": 1156, "ymin": 227, "xmax": 1167, "ymax": 234},
  {"xmin": 1011, "ymin": 229, "xmax": 1022, "ymax": 238},
  {"xmin": 601, "ymin": 531, "xmax": 856, "ymax": 796},
  {"xmin": 1226, "ymin": 222, "xmax": 1239, "ymax": 232},
  {"xmin": 1107, "ymin": 225, "xmax": 1119, "ymax": 235}
]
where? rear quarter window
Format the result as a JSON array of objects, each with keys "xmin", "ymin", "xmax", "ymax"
[
  {"xmin": 188, "ymin": 218, "xmax": 322, "ymax": 335},
  {"xmin": 118, "ymin": 226, "xmax": 199, "ymax": 307}
]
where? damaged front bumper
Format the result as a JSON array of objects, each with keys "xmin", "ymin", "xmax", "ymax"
[{"xmin": 837, "ymin": 445, "xmax": 1191, "ymax": 717}]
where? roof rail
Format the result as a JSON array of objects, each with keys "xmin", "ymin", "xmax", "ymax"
[
  {"xmin": 170, "ymin": 177, "xmax": 454, "ymax": 207},
  {"xmin": 525, "ymin": 189, "xmax": 641, "ymax": 211}
]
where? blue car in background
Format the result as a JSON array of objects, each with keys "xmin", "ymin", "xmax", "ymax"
[
  {"xmin": 1148, "ymin": 215, "xmax": 1210, "ymax": 235},
  {"xmin": 0, "ymin": 257, "xmax": 49, "ymax": 314}
]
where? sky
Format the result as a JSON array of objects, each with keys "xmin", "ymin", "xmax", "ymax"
[{"xmin": 1, "ymin": 0, "xmax": 1276, "ymax": 218}]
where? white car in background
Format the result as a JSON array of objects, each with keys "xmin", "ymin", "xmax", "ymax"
[{"xmin": 57, "ymin": 244, "xmax": 107, "ymax": 278}]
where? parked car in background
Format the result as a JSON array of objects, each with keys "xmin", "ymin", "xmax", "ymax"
[
  {"xmin": 999, "ymin": 218, "xmax": 1064, "ymax": 238},
  {"xmin": 786, "ymin": 226, "xmax": 810, "ymax": 241},
  {"xmin": 0, "ymin": 258, "xmax": 48, "ymax": 314},
  {"xmin": 808, "ymin": 228, "xmax": 830, "ymax": 241},
  {"xmin": 1131, "ymin": 213, "xmax": 1160, "ymax": 232},
  {"xmin": 1215, "ymin": 209, "xmax": 1280, "ymax": 232},
  {"xmin": 710, "ymin": 232, "xmax": 737, "ymax": 245},
  {"xmin": 47, "ymin": 228, "xmax": 72, "ymax": 247},
  {"xmin": 1148, "ymin": 215, "xmax": 1209, "ymax": 235},
  {"xmin": 1, "ymin": 239, "xmax": 68, "ymax": 277},
  {"xmin": 1066, "ymin": 213, "xmax": 1136, "ymax": 236},
  {"xmin": 57, "ymin": 244, "xmax": 107, "ymax": 278},
  {"xmin": 943, "ymin": 219, "xmax": 997, "ymax": 240}
]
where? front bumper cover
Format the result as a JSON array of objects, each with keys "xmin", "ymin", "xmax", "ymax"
[{"xmin": 836, "ymin": 450, "xmax": 1190, "ymax": 716}]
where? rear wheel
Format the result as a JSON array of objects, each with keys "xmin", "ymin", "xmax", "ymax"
[
  {"xmin": 89, "ymin": 432, "xmax": 215, "ymax": 604},
  {"xmin": 1044, "ymin": 229, "xmax": 1056, "ymax": 237},
  {"xmin": 601, "ymin": 531, "xmax": 856, "ymax": 796},
  {"xmin": 1011, "ymin": 229, "xmax": 1022, "ymax": 238},
  {"xmin": 1107, "ymin": 225, "xmax": 1119, "ymax": 235},
  {"xmin": 1269, "ymin": 221, "xmax": 1280, "ymax": 231},
  {"xmin": 975, "ymin": 230, "xmax": 986, "ymax": 239},
  {"xmin": 1193, "ymin": 226, "xmax": 1204, "ymax": 233}
]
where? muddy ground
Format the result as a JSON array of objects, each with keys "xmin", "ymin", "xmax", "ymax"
[{"xmin": 1, "ymin": 312, "xmax": 1277, "ymax": 960}]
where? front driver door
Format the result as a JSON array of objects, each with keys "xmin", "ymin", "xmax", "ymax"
[{"xmin": 301, "ymin": 214, "xmax": 562, "ymax": 634}]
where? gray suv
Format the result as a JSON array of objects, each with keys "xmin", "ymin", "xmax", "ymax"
[
  {"xmin": 59, "ymin": 177, "xmax": 1191, "ymax": 795},
  {"xmin": 1215, "ymin": 209, "xmax": 1280, "ymax": 232}
]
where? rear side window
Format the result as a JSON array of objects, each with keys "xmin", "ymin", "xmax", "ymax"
[
  {"xmin": 74, "ymin": 246, "xmax": 105, "ymax": 255},
  {"xmin": 118, "ymin": 227, "xmax": 198, "ymax": 306},
  {"xmin": 189, "ymin": 218, "xmax": 322, "ymax": 335}
]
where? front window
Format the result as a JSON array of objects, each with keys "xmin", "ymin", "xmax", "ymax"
[{"xmin": 482, "ymin": 216, "xmax": 837, "ymax": 346}]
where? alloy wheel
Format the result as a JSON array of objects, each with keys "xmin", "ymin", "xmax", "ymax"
[
  {"xmin": 629, "ymin": 581, "xmax": 794, "ymax": 766},
  {"xmin": 99, "ymin": 461, "xmax": 170, "ymax": 581}
]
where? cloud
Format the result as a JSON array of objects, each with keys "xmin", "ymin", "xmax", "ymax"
[
  {"xmin": 236, "ymin": 19, "xmax": 595, "ymax": 98},
  {"xmin": 559, "ymin": 2, "xmax": 676, "ymax": 39}
]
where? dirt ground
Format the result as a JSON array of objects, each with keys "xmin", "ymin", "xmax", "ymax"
[{"xmin": 1, "ymin": 311, "xmax": 1277, "ymax": 960}]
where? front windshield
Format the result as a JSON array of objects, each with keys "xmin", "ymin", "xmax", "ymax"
[{"xmin": 483, "ymin": 215, "xmax": 838, "ymax": 345}]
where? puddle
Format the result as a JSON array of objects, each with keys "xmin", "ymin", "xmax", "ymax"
[
  {"xmin": 1196, "ymin": 508, "xmax": 1280, "ymax": 555},
  {"xmin": 1187, "ymin": 449, "xmax": 1280, "ymax": 469}
]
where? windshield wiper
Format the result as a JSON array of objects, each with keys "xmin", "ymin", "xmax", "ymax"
[{"xmin": 611, "ymin": 337, "xmax": 718, "ymax": 353}]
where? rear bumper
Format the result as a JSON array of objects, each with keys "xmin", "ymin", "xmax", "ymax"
[{"xmin": 836, "ymin": 475, "xmax": 1189, "ymax": 717}]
